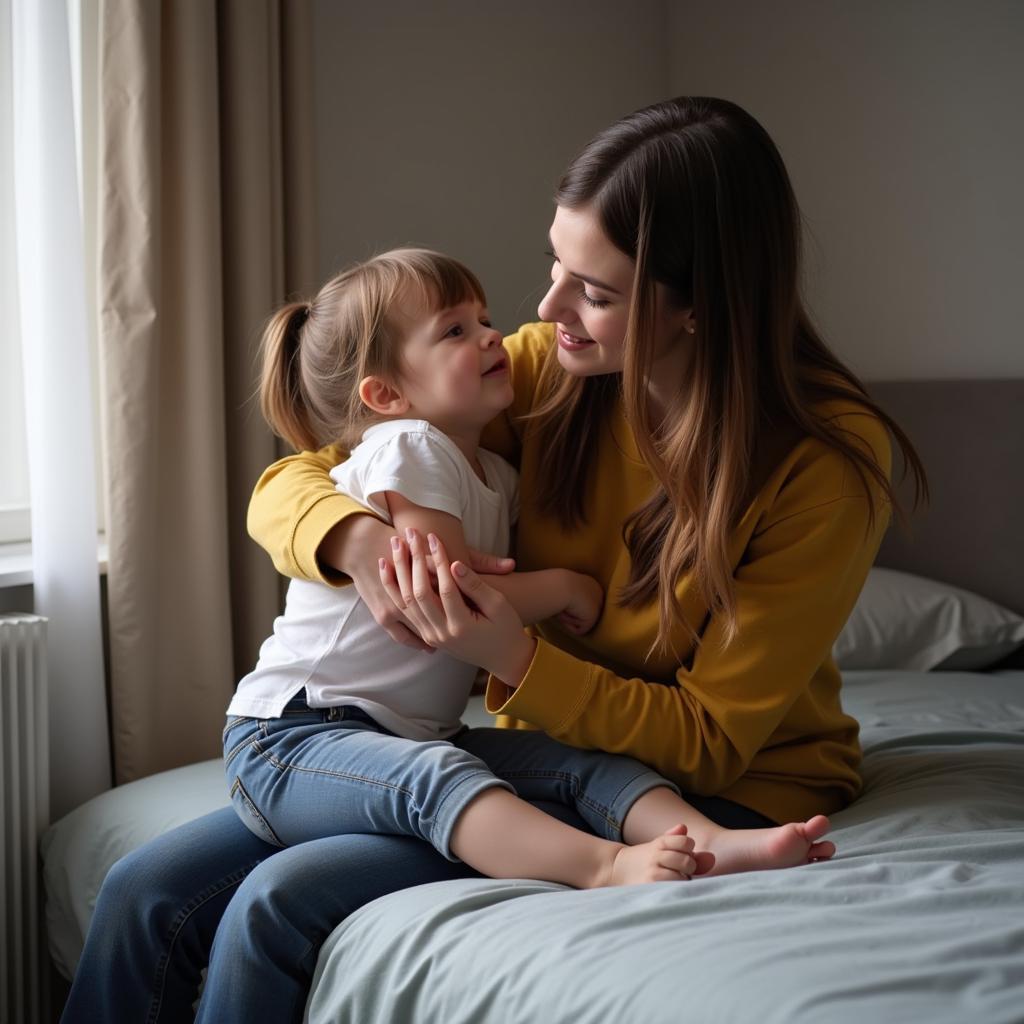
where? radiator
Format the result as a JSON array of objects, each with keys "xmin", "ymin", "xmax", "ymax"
[{"xmin": 1, "ymin": 613, "xmax": 49, "ymax": 1024}]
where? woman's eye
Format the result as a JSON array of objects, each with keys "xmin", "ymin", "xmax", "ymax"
[{"xmin": 580, "ymin": 290, "xmax": 610, "ymax": 309}]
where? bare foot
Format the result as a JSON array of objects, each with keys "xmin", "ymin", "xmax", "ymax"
[
  {"xmin": 700, "ymin": 814, "xmax": 835, "ymax": 877},
  {"xmin": 603, "ymin": 825, "xmax": 715, "ymax": 886}
]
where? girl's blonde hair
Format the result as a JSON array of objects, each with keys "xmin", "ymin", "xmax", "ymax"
[
  {"xmin": 259, "ymin": 248, "xmax": 486, "ymax": 452},
  {"xmin": 530, "ymin": 96, "xmax": 928, "ymax": 658}
]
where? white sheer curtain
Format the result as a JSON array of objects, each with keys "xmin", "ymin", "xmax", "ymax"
[{"xmin": 11, "ymin": 0, "xmax": 110, "ymax": 817}]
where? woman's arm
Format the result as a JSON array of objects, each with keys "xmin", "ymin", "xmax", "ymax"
[
  {"xmin": 248, "ymin": 447, "xmax": 514, "ymax": 650},
  {"xmin": 488, "ymin": 492, "xmax": 889, "ymax": 796}
]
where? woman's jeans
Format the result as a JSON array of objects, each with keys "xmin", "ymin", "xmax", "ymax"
[
  {"xmin": 61, "ymin": 734, "xmax": 773, "ymax": 1024},
  {"xmin": 223, "ymin": 694, "xmax": 677, "ymax": 860}
]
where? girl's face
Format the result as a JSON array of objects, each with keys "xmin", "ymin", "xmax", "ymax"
[
  {"xmin": 393, "ymin": 291, "xmax": 513, "ymax": 435},
  {"xmin": 538, "ymin": 205, "xmax": 694, "ymax": 381}
]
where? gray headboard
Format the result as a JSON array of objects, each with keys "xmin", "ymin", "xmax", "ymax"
[{"xmin": 869, "ymin": 380, "xmax": 1024, "ymax": 616}]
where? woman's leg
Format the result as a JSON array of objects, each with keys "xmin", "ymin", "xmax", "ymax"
[
  {"xmin": 455, "ymin": 726, "xmax": 681, "ymax": 841},
  {"xmin": 60, "ymin": 807, "xmax": 277, "ymax": 1024},
  {"xmin": 193, "ymin": 832, "xmax": 481, "ymax": 1024}
]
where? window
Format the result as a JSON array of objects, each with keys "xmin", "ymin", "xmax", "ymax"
[{"xmin": 0, "ymin": 0, "xmax": 104, "ymax": 549}]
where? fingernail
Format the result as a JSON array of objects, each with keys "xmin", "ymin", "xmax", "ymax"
[
  {"xmin": 378, "ymin": 558, "xmax": 386, "ymax": 570},
  {"xmin": 453, "ymin": 562, "xmax": 467, "ymax": 577},
  {"xmin": 428, "ymin": 533, "xmax": 437, "ymax": 551},
  {"xmin": 391, "ymin": 536, "xmax": 400, "ymax": 551},
  {"xmin": 406, "ymin": 527, "xmax": 415, "ymax": 543}
]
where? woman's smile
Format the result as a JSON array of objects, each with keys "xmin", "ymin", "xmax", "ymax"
[{"xmin": 556, "ymin": 326, "xmax": 596, "ymax": 351}]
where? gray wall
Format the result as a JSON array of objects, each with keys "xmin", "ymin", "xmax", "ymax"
[
  {"xmin": 311, "ymin": 0, "xmax": 667, "ymax": 334},
  {"xmin": 311, "ymin": 1, "xmax": 1023, "ymax": 381},
  {"xmin": 668, "ymin": 1, "xmax": 1024, "ymax": 381}
]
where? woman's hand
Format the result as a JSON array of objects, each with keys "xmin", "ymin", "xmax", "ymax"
[
  {"xmin": 380, "ymin": 530, "xmax": 537, "ymax": 686},
  {"xmin": 322, "ymin": 515, "xmax": 515, "ymax": 653}
]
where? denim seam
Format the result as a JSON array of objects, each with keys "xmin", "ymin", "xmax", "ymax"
[
  {"xmin": 145, "ymin": 860, "xmax": 263, "ymax": 1024},
  {"xmin": 224, "ymin": 733, "xmax": 257, "ymax": 770}
]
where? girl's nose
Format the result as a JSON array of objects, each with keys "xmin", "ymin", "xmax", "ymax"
[{"xmin": 481, "ymin": 327, "xmax": 502, "ymax": 347}]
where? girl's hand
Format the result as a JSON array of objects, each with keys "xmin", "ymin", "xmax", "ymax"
[
  {"xmin": 380, "ymin": 530, "xmax": 536, "ymax": 686},
  {"xmin": 556, "ymin": 572, "xmax": 604, "ymax": 635},
  {"xmin": 321, "ymin": 515, "xmax": 515, "ymax": 653}
]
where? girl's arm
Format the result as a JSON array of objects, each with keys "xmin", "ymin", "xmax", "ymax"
[{"xmin": 386, "ymin": 493, "xmax": 601, "ymax": 631}]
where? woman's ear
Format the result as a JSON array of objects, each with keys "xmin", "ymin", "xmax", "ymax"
[{"xmin": 358, "ymin": 376, "xmax": 409, "ymax": 416}]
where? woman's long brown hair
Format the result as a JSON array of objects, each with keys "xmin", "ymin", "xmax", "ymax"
[{"xmin": 527, "ymin": 97, "xmax": 927, "ymax": 657}]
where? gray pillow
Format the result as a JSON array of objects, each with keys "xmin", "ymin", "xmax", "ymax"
[{"xmin": 834, "ymin": 568, "xmax": 1024, "ymax": 671}]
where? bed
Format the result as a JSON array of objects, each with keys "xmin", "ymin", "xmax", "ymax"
[{"xmin": 41, "ymin": 379, "xmax": 1024, "ymax": 1022}]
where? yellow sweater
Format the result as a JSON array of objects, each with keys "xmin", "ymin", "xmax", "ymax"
[{"xmin": 248, "ymin": 323, "xmax": 891, "ymax": 824}]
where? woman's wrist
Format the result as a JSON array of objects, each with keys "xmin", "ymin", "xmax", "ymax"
[{"xmin": 490, "ymin": 634, "xmax": 538, "ymax": 690}]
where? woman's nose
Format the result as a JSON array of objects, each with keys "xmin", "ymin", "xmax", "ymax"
[{"xmin": 537, "ymin": 279, "xmax": 566, "ymax": 324}]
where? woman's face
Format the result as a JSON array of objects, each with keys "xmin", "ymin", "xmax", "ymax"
[{"xmin": 538, "ymin": 205, "xmax": 693, "ymax": 380}]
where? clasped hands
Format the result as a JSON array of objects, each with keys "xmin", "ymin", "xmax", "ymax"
[{"xmin": 378, "ymin": 529, "xmax": 537, "ymax": 687}]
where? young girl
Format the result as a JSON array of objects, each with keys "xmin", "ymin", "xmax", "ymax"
[{"xmin": 224, "ymin": 247, "xmax": 833, "ymax": 889}]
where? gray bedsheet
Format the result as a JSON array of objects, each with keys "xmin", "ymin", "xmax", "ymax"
[{"xmin": 306, "ymin": 670, "xmax": 1024, "ymax": 1024}]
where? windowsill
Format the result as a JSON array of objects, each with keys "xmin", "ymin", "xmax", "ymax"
[{"xmin": 0, "ymin": 537, "xmax": 109, "ymax": 588}]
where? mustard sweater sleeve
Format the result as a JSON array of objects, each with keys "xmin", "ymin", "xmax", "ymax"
[
  {"xmin": 246, "ymin": 444, "xmax": 370, "ymax": 584},
  {"xmin": 486, "ymin": 446, "xmax": 891, "ymax": 797}
]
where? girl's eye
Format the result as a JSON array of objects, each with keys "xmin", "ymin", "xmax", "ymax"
[
  {"xmin": 580, "ymin": 290, "xmax": 610, "ymax": 309},
  {"xmin": 544, "ymin": 248, "xmax": 558, "ymax": 262},
  {"xmin": 480, "ymin": 319, "xmax": 492, "ymax": 328},
  {"xmin": 444, "ymin": 324, "xmax": 464, "ymax": 338}
]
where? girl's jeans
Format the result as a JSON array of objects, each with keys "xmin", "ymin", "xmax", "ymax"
[
  {"xmin": 222, "ymin": 692, "xmax": 678, "ymax": 860},
  {"xmin": 61, "ymin": 725, "xmax": 773, "ymax": 1024}
]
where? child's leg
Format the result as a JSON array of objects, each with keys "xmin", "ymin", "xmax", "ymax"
[
  {"xmin": 457, "ymin": 728, "xmax": 834, "ymax": 876},
  {"xmin": 622, "ymin": 788, "xmax": 835, "ymax": 875},
  {"xmin": 224, "ymin": 707, "xmax": 696, "ymax": 887},
  {"xmin": 223, "ymin": 708, "xmax": 512, "ymax": 852},
  {"xmin": 448, "ymin": 788, "xmax": 698, "ymax": 888}
]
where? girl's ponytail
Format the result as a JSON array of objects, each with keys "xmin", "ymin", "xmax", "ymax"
[{"xmin": 259, "ymin": 301, "xmax": 321, "ymax": 452}]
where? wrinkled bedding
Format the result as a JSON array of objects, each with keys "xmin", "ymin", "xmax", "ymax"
[{"xmin": 305, "ymin": 670, "xmax": 1024, "ymax": 1024}]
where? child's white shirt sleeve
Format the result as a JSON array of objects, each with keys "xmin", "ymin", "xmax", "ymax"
[{"xmin": 330, "ymin": 422, "xmax": 468, "ymax": 526}]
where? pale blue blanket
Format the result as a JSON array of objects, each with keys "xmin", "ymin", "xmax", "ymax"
[{"xmin": 306, "ymin": 670, "xmax": 1024, "ymax": 1024}]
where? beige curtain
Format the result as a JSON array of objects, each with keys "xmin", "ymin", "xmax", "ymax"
[{"xmin": 99, "ymin": 0, "xmax": 317, "ymax": 782}]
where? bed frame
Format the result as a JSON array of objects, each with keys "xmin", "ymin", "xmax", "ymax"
[{"xmin": 869, "ymin": 379, "xmax": 1024, "ymax": 616}]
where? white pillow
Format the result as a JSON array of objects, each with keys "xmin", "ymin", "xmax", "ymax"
[{"xmin": 833, "ymin": 567, "xmax": 1024, "ymax": 671}]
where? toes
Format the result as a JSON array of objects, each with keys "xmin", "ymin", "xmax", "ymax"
[
  {"xmin": 808, "ymin": 840, "xmax": 835, "ymax": 861},
  {"xmin": 804, "ymin": 815, "xmax": 830, "ymax": 841}
]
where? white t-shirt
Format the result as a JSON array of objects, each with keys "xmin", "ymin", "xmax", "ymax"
[{"xmin": 227, "ymin": 420, "xmax": 519, "ymax": 740}]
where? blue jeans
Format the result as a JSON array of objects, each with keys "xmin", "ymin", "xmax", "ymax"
[
  {"xmin": 223, "ymin": 695, "xmax": 676, "ymax": 859},
  {"xmin": 61, "ymin": 761, "xmax": 772, "ymax": 1024}
]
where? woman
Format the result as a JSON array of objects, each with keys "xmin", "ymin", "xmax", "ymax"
[{"xmin": 62, "ymin": 96, "xmax": 925, "ymax": 1024}]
